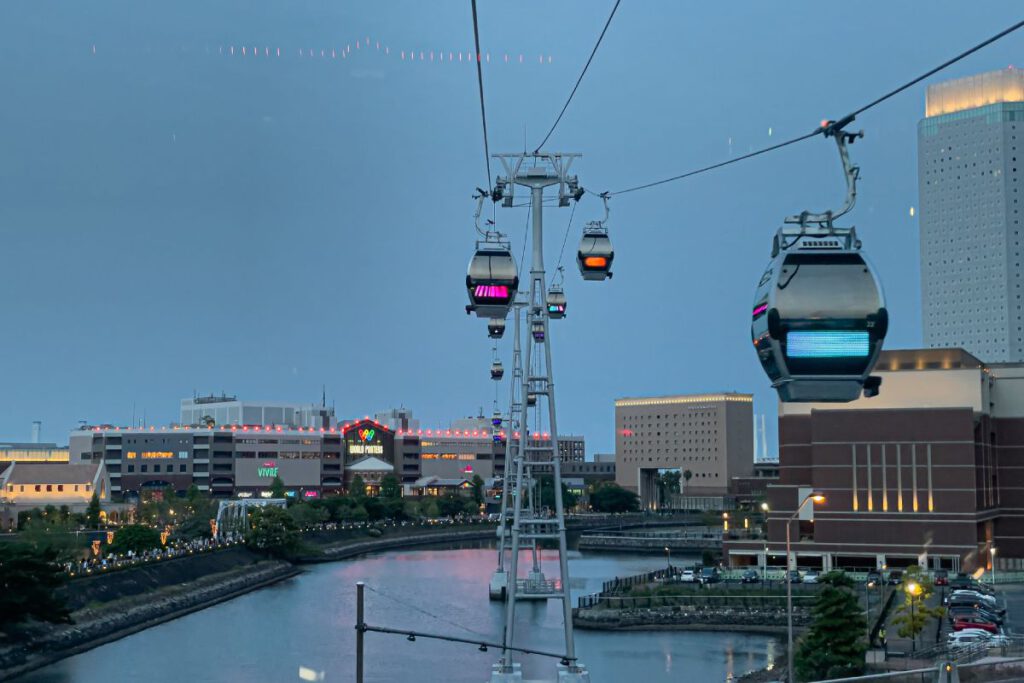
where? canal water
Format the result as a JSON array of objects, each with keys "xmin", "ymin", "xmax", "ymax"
[{"xmin": 13, "ymin": 542, "xmax": 777, "ymax": 682}]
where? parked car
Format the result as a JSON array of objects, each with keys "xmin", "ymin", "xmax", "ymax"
[
  {"xmin": 700, "ymin": 567, "xmax": 721, "ymax": 584},
  {"xmin": 950, "ymin": 590, "xmax": 999, "ymax": 608},
  {"xmin": 947, "ymin": 595, "xmax": 1004, "ymax": 613},
  {"xmin": 953, "ymin": 618, "xmax": 999, "ymax": 634},
  {"xmin": 933, "ymin": 569, "xmax": 949, "ymax": 586},
  {"xmin": 948, "ymin": 633, "xmax": 990, "ymax": 649},
  {"xmin": 740, "ymin": 569, "xmax": 760, "ymax": 584},
  {"xmin": 886, "ymin": 570, "xmax": 904, "ymax": 585},
  {"xmin": 679, "ymin": 569, "xmax": 696, "ymax": 583},
  {"xmin": 787, "ymin": 570, "xmax": 802, "ymax": 584},
  {"xmin": 947, "ymin": 606, "xmax": 1003, "ymax": 625},
  {"xmin": 803, "ymin": 570, "xmax": 820, "ymax": 584},
  {"xmin": 949, "ymin": 628, "xmax": 994, "ymax": 640},
  {"xmin": 865, "ymin": 570, "xmax": 883, "ymax": 587}
]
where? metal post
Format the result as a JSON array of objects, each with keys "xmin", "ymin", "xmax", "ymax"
[
  {"xmin": 910, "ymin": 594, "xmax": 916, "ymax": 654},
  {"xmin": 786, "ymin": 518, "xmax": 794, "ymax": 683},
  {"xmin": 356, "ymin": 581, "xmax": 365, "ymax": 683}
]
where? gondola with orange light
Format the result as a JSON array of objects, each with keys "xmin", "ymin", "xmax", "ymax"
[{"xmin": 577, "ymin": 223, "xmax": 613, "ymax": 281}]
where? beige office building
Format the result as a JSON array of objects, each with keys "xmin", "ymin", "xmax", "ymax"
[{"xmin": 615, "ymin": 393, "xmax": 754, "ymax": 507}]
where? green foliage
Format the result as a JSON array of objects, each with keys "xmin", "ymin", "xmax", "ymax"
[
  {"xmin": 701, "ymin": 549, "xmax": 717, "ymax": 567},
  {"xmin": 349, "ymin": 504, "xmax": 369, "ymax": 522},
  {"xmin": 109, "ymin": 524, "xmax": 163, "ymax": 554},
  {"xmin": 891, "ymin": 565, "xmax": 945, "ymax": 645},
  {"xmin": 18, "ymin": 516, "xmax": 88, "ymax": 562},
  {"xmin": 245, "ymin": 506, "xmax": 300, "ymax": 557},
  {"xmin": 269, "ymin": 476, "xmax": 286, "ymax": 500},
  {"xmin": 539, "ymin": 475, "xmax": 579, "ymax": 511},
  {"xmin": 589, "ymin": 483, "xmax": 640, "ymax": 513},
  {"xmin": 403, "ymin": 500, "xmax": 422, "ymax": 519},
  {"xmin": 423, "ymin": 499, "xmax": 441, "ymax": 518},
  {"xmin": 176, "ymin": 515, "xmax": 213, "ymax": 540},
  {"xmin": 438, "ymin": 494, "xmax": 468, "ymax": 518},
  {"xmin": 366, "ymin": 527, "xmax": 383, "ymax": 538},
  {"xmin": 794, "ymin": 571, "xmax": 866, "ymax": 682},
  {"xmin": 363, "ymin": 497, "xmax": 387, "ymax": 521},
  {"xmin": 288, "ymin": 502, "xmax": 329, "ymax": 528},
  {"xmin": 658, "ymin": 470, "xmax": 682, "ymax": 507},
  {"xmin": 85, "ymin": 492, "xmax": 102, "ymax": 528},
  {"xmin": 350, "ymin": 474, "xmax": 366, "ymax": 497},
  {"xmin": 379, "ymin": 474, "xmax": 402, "ymax": 500},
  {"xmin": 470, "ymin": 474, "xmax": 485, "ymax": 505},
  {"xmin": 0, "ymin": 543, "xmax": 71, "ymax": 635}
]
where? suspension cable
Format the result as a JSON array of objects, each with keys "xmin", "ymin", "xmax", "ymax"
[
  {"xmin": 533, "ymin": 0, "xmax": 622, "ymax": 153},
  {"xmin": 551, "ymin": 203, "xmax": 577, "ymax": 287},
  {"xmin": 606, "ymin": 17, "xmax": 1024, "ymax": 196},
  {"xmin": 470, "ymin": 0, "xmax": 492, "ymax": 189}
]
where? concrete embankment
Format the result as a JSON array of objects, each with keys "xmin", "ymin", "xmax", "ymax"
[
  {"xmin": 0, "ymin": 552, "xmax": 299, "ymax": 681},
  {"xmin": 574, "ymin": 607, "xmax": 807, "ymax": 634}
]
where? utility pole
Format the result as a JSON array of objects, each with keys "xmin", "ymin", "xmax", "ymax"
[{"xmin": 490, "ymin": 152, "xmax": 589, "ymax": 683}]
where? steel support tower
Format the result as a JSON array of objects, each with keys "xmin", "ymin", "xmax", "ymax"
[{"xmin": 489, "ymin": 153, "xmax": 589, "ymax": 683}]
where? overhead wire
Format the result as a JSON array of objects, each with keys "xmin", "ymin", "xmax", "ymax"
[
  {"xmin": 365, "ymin": 584, "xmax": 492, "ymax": 639},
  {"xmin": 533, "ymin": 0, "xmax": 622, "ymax": 153},
  {"xmin": 605, "ymin": 17, "xmax": 1024, "ymax": 196},
  {"xmin": 551, "ymin": 203, "xmax": 577, "ymax": 287},
  {"xmin": 470, "ymin": 0, "xmax": 492, "ymax": 189}
]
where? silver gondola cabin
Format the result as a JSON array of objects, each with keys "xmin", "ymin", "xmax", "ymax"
[
  {"xmin": 546, "ymin": 286, "xmax": 567, "ymax": 319},
  {"xmin": 487, "ymin": 317, "xmax": 506, "ymax": 339},
  {"xmin": 466, "ymin": 236, "xmax": 518, "ymax": 319},
  {"xmin": 577, "ymin": 224, "xmax": 614, "ymax": 281},
  {"xmin": 491, "ymin": 360, "xmax": 504, "ymax": 381},
  {"xmin": 751, "ymin": 227, "xmax": 887, "ymax": 402}
]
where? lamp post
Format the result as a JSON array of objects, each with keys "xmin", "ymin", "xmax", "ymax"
[
  {"xmin": 761, "ymin": 503, "xmax": 770, "ymax": 584},
  {"xmin": 664, "ymin": 546, "xmax": 671, "ymax": 575},
  {"xmin": 991, "ymin": 547, "xmax": 997, "ymax": 586},
  {"xmin": 905, "ymin": 581, "xmax": 921, "ymax": 653},
  {"xmin": 786, "ymin": 493, "xmax": 825, "ymax": 683}
]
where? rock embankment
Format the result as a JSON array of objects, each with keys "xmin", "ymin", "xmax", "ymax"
[{"xmin": 0, "ymin": 559, "xmax": 299, "ymax": 681}]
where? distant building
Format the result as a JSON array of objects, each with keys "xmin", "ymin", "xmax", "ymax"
[
  {"xmin": 725, "ymin": 348, "xmax": 1024, "ymax": 573},
  {"xmin": 919, "ymin": 68, "xmax": 1024, "ymax": 361},
  {"xmin": 615, "ymin": 393, "xmax": 754, "ymax": 506},
  {"xmin": 0, "ymin": 442, "xmax": 69, "ymax": 464},
  {"xmin": 0, "ymin": 462, "xmax": 109, "ymax": 528},
  {"xmin": 180, "ymin": 394, "xmax": 335, "ymax": 429}
]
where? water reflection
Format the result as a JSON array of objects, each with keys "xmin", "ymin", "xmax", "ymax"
[{"xmin": 12, "ymin": 543, "xmax": 776, "ymax": 683}]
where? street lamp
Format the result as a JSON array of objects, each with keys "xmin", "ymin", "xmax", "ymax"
[
  {"xmin": 723, "ymin": 512, "xmax": 729, "ymax": 532},
  {"xmin": 991, "ymin": 547, "xmax": 997, "ymax": 586},
  {"xmin": 760, "ymin": 503, "xmax": 770, "ymax": 582},
  {"xmin": 905, "ymin": 580, "xmax": 922, "ymax": 653},
  {"xmin": 786, "ymin": 493, "xmax": 825, "ymax": 683},
  {"xmin": 664, "ymin": 546, "xmax": 671, "ymax": 574}
]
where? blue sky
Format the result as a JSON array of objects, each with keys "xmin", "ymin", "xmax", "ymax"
[{"xmin": 0, "ymin": 1, "xmax": 1020, "ymax": 454}]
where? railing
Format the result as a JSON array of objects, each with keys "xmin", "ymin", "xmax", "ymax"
[{"xmin": 577, "ymin": 592, "xmax": 816, "ymax": 610}]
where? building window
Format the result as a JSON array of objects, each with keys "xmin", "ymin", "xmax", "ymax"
[
  {"xmin": 57, "ymin": 485, "xmax": 64, "ymax": 492},
  {"xmin": 46, "ymin": 485, "xmax": 52, "ymax": 492}
]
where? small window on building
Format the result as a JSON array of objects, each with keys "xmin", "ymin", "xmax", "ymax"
[
  {"xmin": 34, "ymin": 484, "xmax": 41, "ymax": 492},
  {"xmin": 57, "ymin": 484, "xmax": 64, "ymax": 492},
  {"xmin": 46, "ymin": 485, "xmax": 52, "ymax": 492}
]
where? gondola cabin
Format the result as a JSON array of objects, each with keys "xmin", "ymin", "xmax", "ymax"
[
  {"xmin": 751, "ymin": 228, "xmax": 887, "ymax": 402},
  {"xmin": 577, "ymin": 227, "xmax": 614, "ymax": 281},
  {"xmin": 466, "ymin": 240, "xmax": 518, "ymax": 318}
]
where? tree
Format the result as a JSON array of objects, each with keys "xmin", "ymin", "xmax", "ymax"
[
  {"xmin": 682, "ymin": 469, "xmax": 693, "ymax": 496},
  {"xmin": 85, "ymin": 492, "xmax": 102, "ymax": 528},
  {"xmin": 202, "ymin": 415, "xmax": 216, "ymax": 428},
  {"xmin": 269, "ymin": 476, "xmax": 286, "ymax": 500},
  {"xmin": 658, "ymin": 470, "xmax": 682, "ymax": 508},
  {"xmin": 350, "ymin": 475, "xmax": 366, "ymax": 498},
  {"xmin": 589, "ymin": 483, "xmax": 640, "ymax": 513},
  {"xmin": 538, "ymin": 475, "xmax": 578, "ymax": 511},
  {"xmin": 109, "ymin": 524, "xmax": 163, "ymax": 554},
  {"xmin": 438, "ymin": 494, "xmax": 467, "ymax": 518},
  {"xmin": 288, "ymin": 502, "xmax": 329, "ymax": 529},
  {"xmin": 0, "ymin": 543, "xmax": 71, "ymax": 636},
  {"xmin": 470, "ymin": 474, "xmax": 485, "ymax": 505},
  {"xmin": 379, "ymin": 474, "xmax": 402, "ymax": 500},
  {"xmin": 794, "ymin": 571, "xmax": 867, "ymax": 681},
  {"xmin": 891, "ymin": 565, "xmax": 945, "ymax": 649},
  {"xmin": 245, "ymin": 506, "xmax": 299, "ymax": 557}
]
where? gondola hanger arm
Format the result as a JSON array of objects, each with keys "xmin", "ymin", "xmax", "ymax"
[{"xmin": 785, "ymin": 119, "xmax": 863, "ymax": 230}]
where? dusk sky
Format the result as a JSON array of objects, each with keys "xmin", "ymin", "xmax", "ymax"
[{"xmin": 0, "ymin": 1, "xmax": 1020, "ymax": 454}]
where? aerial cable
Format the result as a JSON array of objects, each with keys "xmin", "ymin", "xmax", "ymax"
[
  {"xmin": 533, "ymin": 0, "xmax": 622, "ymax": 153},
  {"xmin": 551, "ymin": 203, "xmax": 577, "ymax": 287},
  {"xmin": 470, "ymin": 0, "xmax": 492, "ymax": 189},
  {"xmin": 605, "ymin": 17, "xmax": 1024, "ymax": 196}
]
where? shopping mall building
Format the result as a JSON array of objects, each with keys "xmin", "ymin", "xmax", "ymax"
[{"xmin": 69, "ymin": 398, "xmax": 586, "ymax": 501}]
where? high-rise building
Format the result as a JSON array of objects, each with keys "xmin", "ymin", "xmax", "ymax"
[
  {"xmin": 919, "ymin": 67, "xmax": 1024, "ymax": 362},
  {"xmin": 615, "ymin": 392, "xmax": 754, "ymax": 506}
]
